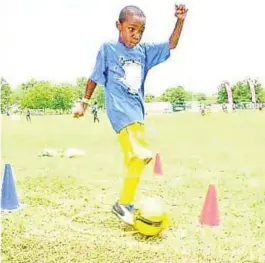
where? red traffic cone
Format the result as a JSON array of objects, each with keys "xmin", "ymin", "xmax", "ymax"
[
  {"xmin": 199, "ymin": 184, "xmax": 220, "ymax": 226},
  {"xmin": 153, "ymin": 153, "xmax": 163, "ymax": 176}
]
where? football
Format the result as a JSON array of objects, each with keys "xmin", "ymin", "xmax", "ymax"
[{"xmin": 134, "ymin": 197, "xmax": 170, "ymax": 236}]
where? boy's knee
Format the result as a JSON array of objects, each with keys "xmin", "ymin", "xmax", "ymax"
[{"xmin": 130, "ymin": 156, "xmax": 151, "ymax": 171}]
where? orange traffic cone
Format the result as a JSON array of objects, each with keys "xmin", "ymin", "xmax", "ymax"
[
  {"xmin": 153, "ymin": 153, "xmax": 163, "ymax": 176},
  {"xmin": 199, "ymin": 184, "xmax": 220, "ymax": 226}
]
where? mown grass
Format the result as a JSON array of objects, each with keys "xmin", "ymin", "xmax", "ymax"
[{"xmin": 1, "ymin": 110, "xmax": 265, "ymax": 263}]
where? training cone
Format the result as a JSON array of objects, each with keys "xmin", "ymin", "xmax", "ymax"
[
  {"xmin": 153, "ymin": 153, "xmax": 163, "ymax": 176},
  {"xmin": 1, "ymin": 164, "xmax": 20, "ymax": 211},
  {"xmin": 199, "ymin": 184, "xmax": 220, "ymax": 226}
]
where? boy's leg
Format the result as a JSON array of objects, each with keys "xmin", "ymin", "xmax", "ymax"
[
  {"xmin": 112, "ymin": 123, "xmax": 153, "ymax": 224},
  {"xmin": 95, "ymin": 112, "xmax": 99, "ymax": 122},
  {"xmin": 119, "ymin": 157, "xmax": 146, "ymax": 204},
  {"xmin": 119, "ymin": 123, "xmax": 153, "ymax": 204}
]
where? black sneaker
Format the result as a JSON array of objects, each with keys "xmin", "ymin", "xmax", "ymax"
[{"xmin": 112, "ymin": 202, "xmax": 135, "ymax": 225}]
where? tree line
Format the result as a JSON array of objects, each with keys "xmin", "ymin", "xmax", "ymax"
[
  {"xmin": 1, "ymin": 77, "xmax": 265, "ymax": 113},
  {"xmin": 1, "ymin": 77, "xmax": 104, "ymax": 113},
  {"xmin": 216, "ymin": 80, "xmax": 265, "ymax": 104}
]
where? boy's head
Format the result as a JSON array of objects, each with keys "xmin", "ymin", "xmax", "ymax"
[{"xmin": 116, "ymin": 5, "xmax": 146, "ymax": 48}]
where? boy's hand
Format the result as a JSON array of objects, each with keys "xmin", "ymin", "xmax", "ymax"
[
  {"xmin": 73, "ymin": 103, "xmax": 86, "ymax": 118},
  {"xmin": 175, "ymin": 4, "xmax": 188, "ymax": 20}
]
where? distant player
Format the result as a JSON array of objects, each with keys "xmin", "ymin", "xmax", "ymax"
[
  {"xmin": 91, "ymin": 102, "xmax": 100, "ymax": 123},
  {"xmin": 26, "ymin": 109, "xmax": 31, "ymax": 122},
  {"xmin": 222, "ymin": 104, "xmax": 228, "ymax": 113},
  {"xmin": 74, "ymin": 4, "xmax": 188, "ymax": 225},
  {"xmin": 200, "ymin": 105, "xmax": 206, "ymax": 116},
  {"xmin": 206, "ymin": 105, "xmax": 211, "ymax": 115}
]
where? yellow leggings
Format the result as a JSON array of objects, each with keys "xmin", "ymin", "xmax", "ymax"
[{"xmin": 118, "ymin": 122, "xmax": 153, "ymax": 205}]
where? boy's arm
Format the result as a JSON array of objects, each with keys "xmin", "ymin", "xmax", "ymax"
[
  {"xmin": 169, "ymin": 4, "xmax": 188, "ymax": 49},
  {"xmin": 81, "ymin": 79, "xmax": 97, "ymax": 111},
  {"xmin": 81, "ymin": 44, "xmax": 106, "ymax": 111}
]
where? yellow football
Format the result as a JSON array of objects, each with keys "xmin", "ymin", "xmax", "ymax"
[{"xmin": 134, "ymin": 197, "xmax": 170, "ymax": 236}]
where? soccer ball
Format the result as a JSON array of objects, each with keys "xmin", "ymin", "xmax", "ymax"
[{"xmin": 134, "ymin": 197, "xmax": 170, "ymax": 236}]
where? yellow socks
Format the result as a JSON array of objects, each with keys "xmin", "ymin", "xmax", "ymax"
[{"xmin": 119, "ymin": 158, "xmax": 146, "ymax": 205}]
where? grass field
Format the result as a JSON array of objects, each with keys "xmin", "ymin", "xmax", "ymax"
[{"xmin": 2, "ymin": 111, "xmax": 265, "ymax": 263}]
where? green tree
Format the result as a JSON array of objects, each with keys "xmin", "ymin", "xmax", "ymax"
[
  {"xmin": 11, "ymin": 88, "xmax": 22, "ymax": 105},
  {"xmin": 217, "ymin": 82, "xmax": 229, "ymax": 104},
  {"xmin": 52, "ymin": 85, "xmax": 76, "ymax": 112},
  {"xmin": 194, "ymin": 92, "xmax": 207, "ymax": 103},
  {"xmin": 256, "ymin": 87, "xmax": 265, "ymax": 103},
  {"xmin": 20, "ymin": 81, "xmax": 54, "ymax": 111},
  {"xmin": 20, "ymin": 79, "xmax": 38, "ymax": 92},
  {"xmin": 1, "ymin": 78, "xmax": 12, "ymax": 111},
  {"xmin": 232, "ymin": 81, "xmax": 251, "ymax": 103},
  {"xmin": 145, "ymin": 93, "xmax": 155, "ymax": 102},
  {"xmin": 248, "ymin": 79, "xmax": 265, "ymax": 103},
  {"xmin": 184, "ymin": 91, "xmax": 193, "ymax": 101},
  {"xmin": 76, "ymin": 77, "xmax": 87, "ymax": 99},
  {"xmin": 19, "ymin": 80, "xmax": 77, "ymax": 112},
  {"xmin": 217, "ymin": 79, "xmax": 265, "ymax": 104},
  {"xmin": 161, "ymin": 87, "xmax": 187, "ymax": 104},
  {"xmin": 1, "ymin": 78, "xmax": 12, "ymax": 112}
]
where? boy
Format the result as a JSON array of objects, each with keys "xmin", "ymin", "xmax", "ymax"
[{"xmin": 74, "ymin": 4, "xmax": 188, "ymax": 225}]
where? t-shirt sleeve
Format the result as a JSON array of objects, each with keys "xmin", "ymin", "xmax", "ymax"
[
  {"xmin": 90, "ymin": 44, "xmax": 107, "ymax": 86},
  {"xmin": 144, "ymin": 42, "xmax": 171, "ymax": 70}
]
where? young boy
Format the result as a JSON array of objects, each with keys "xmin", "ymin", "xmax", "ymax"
[{"xmin": 74, "ymin": 4, "xmax": 188, "ymax": 225}]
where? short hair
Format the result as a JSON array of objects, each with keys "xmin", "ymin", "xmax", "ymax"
[{"xmin": 118, "ymin": 5, "xmax": 146, "ymax": 22}]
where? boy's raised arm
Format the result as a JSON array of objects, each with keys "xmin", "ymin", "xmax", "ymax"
[{"xmin": 169, "ymin": 4, "xmax": 188, "ymax": 49}]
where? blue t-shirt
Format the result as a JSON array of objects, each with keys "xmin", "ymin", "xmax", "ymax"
[{"xmin": 90, "ymin": 41, "xmax": 170, "ymax": 133}]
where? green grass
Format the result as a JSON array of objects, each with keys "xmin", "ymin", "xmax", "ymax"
[{"xmin": 1, "ymin": 111, "xmax": 265, "ymax": 263}]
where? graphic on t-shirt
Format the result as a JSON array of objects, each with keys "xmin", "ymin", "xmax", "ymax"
[{"xmin": 118, "ymin": 58, "xmax": 142, "ymax": 94}]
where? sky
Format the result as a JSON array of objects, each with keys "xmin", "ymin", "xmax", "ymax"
[{"xmin": 1, "ymin": 0, "xmax": 265, "ymax": 96}]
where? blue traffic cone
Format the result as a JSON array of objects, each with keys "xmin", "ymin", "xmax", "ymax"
[{"xmin": 1, "ymin": 164, "xmax": 20, "ymax": 211}]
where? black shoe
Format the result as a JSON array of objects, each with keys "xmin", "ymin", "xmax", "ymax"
[{"xmin": 112, "ymin": 202, "xmax": 135, "ymax": 225}]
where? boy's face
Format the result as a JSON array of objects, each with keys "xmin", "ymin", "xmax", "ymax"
[{"xmin": 117, "ymin": 15, "xmax": 146, "ymax": 48}]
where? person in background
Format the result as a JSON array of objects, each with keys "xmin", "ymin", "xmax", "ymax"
[
  {"xmin": 91, "ymin": 102, "xmax": 100, "ymax": 123},
  {"xmin": 26, "ymin": 109, "xmax": 31, "ymax": 122}
]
